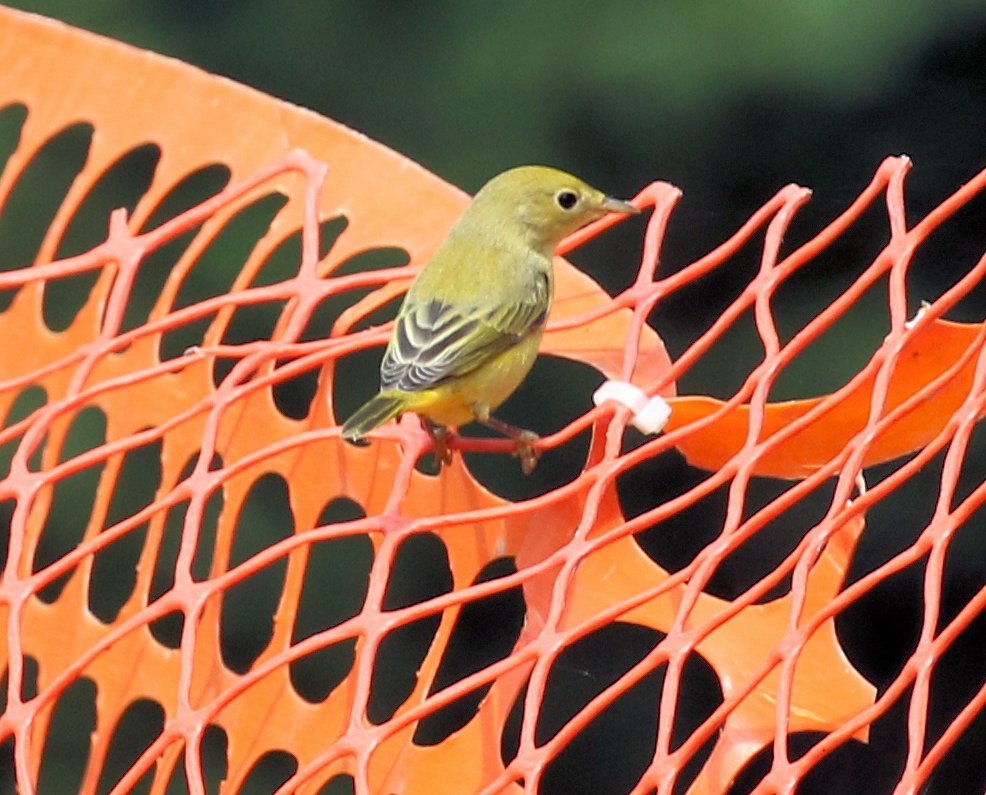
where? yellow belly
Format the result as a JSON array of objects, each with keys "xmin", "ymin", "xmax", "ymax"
[{"xmin": 398, "ymin": 331, "xmax": 542, "ymax": 427}]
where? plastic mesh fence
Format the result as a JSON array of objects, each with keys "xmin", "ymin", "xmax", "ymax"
[{"xmin": 2, "ymin": 7, "xmax": 986, "ymax": 795}]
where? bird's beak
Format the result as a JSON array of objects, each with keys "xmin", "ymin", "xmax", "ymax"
[{"xmin": 600, "ymin": 196, "xmax": 640, "ymax": 215}]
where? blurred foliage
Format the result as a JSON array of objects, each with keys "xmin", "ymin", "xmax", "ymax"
[{"xmin": 5, "ymin": 1, "xmax": 985, "ymax": 191}]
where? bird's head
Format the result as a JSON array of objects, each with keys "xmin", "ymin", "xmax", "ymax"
[{"xmin": 456, "ymin": 165, "xmax": 639, "ymax": 253}]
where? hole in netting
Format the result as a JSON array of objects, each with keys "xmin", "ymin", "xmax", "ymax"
[
  {"xmin": 829, "ymin": 432, "xmax": 986, "ymax": 787},
  {"xmin": 0, "ymin": 384, "xmax": 48, "ymax": 478},
  {"xmin": 158, "ymin": 312, "xmax": 215, "ymax": 363},
  {"xmin": 413, "ymin": 557, "xmax": 525, "ymax": 746},
  {"xmin": 167, "ymin": 193, "xmax": 286, "ymax": 298},
  {"xmin": 88, "ymin": 436, "xmax": 163, "ymax": 623},
  {"xmin": 649, "ymin": 231, "xmax": 763, "ymax": 402},
  {"xmin": 908, "ymin": 183, "xmax": 986, "ymax": 322},
  {"xmin": 460, "ymin": 355, "xmax": 598, "ymax": 501},
  {"xmin": 767, "ymin": 191, "xmax": 897, "ymax": 395},
  {"xmin": 0, "ymin": 733, "xmax": 10, "ymax": 794},
  {"xmin": 277, "ymin": 287, "xmax": 403, "ymax": 422},
  {"xmin": 301, "ymin": 245, "xmax": 411, "ymax": 342},
  {"xmin": 162, "ymin": 723, "xmax": 228, "ymax": 795},
  {"xmin": 310, "ymin": 282, "xmax": 404, "ymax": 427},
  {"xmin": 501, "ymin": 623, "xmax": 721, "ymax": 795},
  {"xmin": 282, "ymin": 247, "xmax": 409, "ymax": 423},
  {"xmin": 32, "ymin": 405, "xmax": 107, "ymax": 603},
  {"xmin": 95, "ymin": 698, "xmax": 165, "ymax": 795},
  {"xmin": 149, "ymin": 611, "xmax": 186, "ymax": 652},
  {"xmin": 0, "ymin": 498, "xmax": 13, "ymax": 576},
  {"xmin": 948, "ymin": 420, "xmax": 986, "ymax": 512},
  {"xmin": 937, "ymin": 459, "xmax": 986, "ymax": 630},
  {"xmin": 189, "ymin": 454, "xmax": 224, "ymax": 580},
  {"xmin": 0, "ymin": 122, "xmax": 93, "ymax": 313},
  {"xmin": 910, "ymin": 499, "xmax": 986, "ymax": 791},
  {"xmin": 839, "ymin": 450, "xmax": 944, "ymax": 687},
  {"xmin": 290, "ymin": 497, "xmax": 372, "ymax": 704},
  {"xmin": 0, "ymin": 656, "xmax": 39, "ymax": 713},
  {"xmin": 621, "ymin": 447, "xmax": 838, "ymax": 601},
  {"xmin": 51, "ymin": 403, "xmax": 109, "ymax": 463},
  {"xmin": 123, "ymin": 164, "xmax": 231, "ymax": 334},
  {"xmin": 918, "ymin": 614, "xmax": 986, "ymax": 793},
  {"xmin": 202, "ymin": 724, "xmax": 230, "ymax": 795},
  {"xmin": 350, "ymin": 291, "xmax": 403, "ymax": 332},
  {"xmin": 150, "ymin": 452, "xmax": 225, "ymax": 647},
  {"xmin": 0, "ymin": 357, "xmax": 24, "ymax": 558},
  {"xmin": 0, "ymin": 102, "xmax": 28, "ymax": 329},
  {"xmin": 249, "ymin": 216, "xmax": 348, "ymax": 287},
  {"xmin": 20, "ymin": 655, "xmax": 39, "ymax": 701},
  {"xmin": 330, "ymin": 345, "xmax": 386, "ymax": 434},
  {"xmin": 0, "ymin": 657, "xmax": 23, "ymax": 791},
  {"xmin": 657, "ymin": 184, "xmax": 898, "ymax": 404},
  {"xmin": 0, "ymin": 103, "xmax": 27, "ymax": 177},
  {"xmin": 211, "ymin": 298, "xmax": 288, "ymax": 388},
  {"xmin": 562, "ymin": 212, "xmax": 644, "ymax": 299},
  {"xmin": 0, "ymin": 654, "xmax": 38, "ymax": 785},
  {"xmin": 55, "ymin": 144, "xmax": 161, "ymax": 260},
  {"xmin": 158, "ymin": 193, "xmax": 288, "ymax": 362},
  {"xmin": 840, "ymin": 558, "xmax": 925, "ymax": 690},
  {"xmin": 728, "ymin": 731, "xmax": 893, "ymax": 795},
  {"xmin": 779, "ymin": 169, "xmax": 899, "ymax": 258},
  {"xmin": 217, "ymin": 217, "xmax": 354, "ymax": 406},
  {"xmin": 37, "ymin": 676, "xmax": 97, "ymax": 794},
  {"xmin": 367, "ymin": 532, "xmax": 453, "ymax": 725},
  {"xmin": 192, "ymin": 460, "xmax": 224, "ymax": 578},
  {"xmin": 141, "ymin": 164, "xmax": 232, "ymax": 233},
  {"xmin": 939, "ymin": 536, "xmax": 986, "ymax": 631},
  {"xmin": 149, "ymin": 511, "xmax": 188, "ymax": 646},
  {"xmin": 219, "ymin": 472, "xmax": 293, "ymax": 673},
  {"xmin": 679, "ymin": 309, "xmax": 763, "ymax": 403},
  {"xmin": 922, "ymin": 697, "xmax": 986, "ymax": 793},
  {"xmin": 43, "ymin": 143, "xmax": 162, "ymax": 333},
  {"xmin": 269, "ymin": 358, "xmax": 321, "ymax": 421},
  {"xmin": 768, "ymin": 272, "xmax": 890, "ymax": 403},
  {"xmin": 315, "ymin": 773, "xmax": 355, "ymax": 795},
  {"xmin": 239, "ymin": 750, "xmax": 297, "ymax": 794}
]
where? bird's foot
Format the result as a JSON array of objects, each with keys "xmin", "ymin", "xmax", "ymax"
[
  {"xmin": 421, "ymin": 420, "xmax": 455, "ymax": 470},
  {"xmin": 472, "ymin": 404, "xmax": 541, "ymax": 474},
  {"xmin": 515, "ymin": 430, "xmax": 540, "ymax": 474}
]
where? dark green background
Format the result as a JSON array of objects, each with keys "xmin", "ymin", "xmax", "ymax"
[{"xmin": 5, "ymin": 2, "xmax": 986, "ymax": 793}]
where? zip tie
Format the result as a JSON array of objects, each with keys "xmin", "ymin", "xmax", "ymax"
[{"xmin": 592, "ymin": 380, "xmax": 671, "ymax": 435}]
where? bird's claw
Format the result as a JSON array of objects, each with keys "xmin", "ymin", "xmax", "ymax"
[
  {"xmin": 422, "ymin": 421, "xmax": 455, "ymax": 470},
  {"xmin": 515, "ymin": 430, "xmax": 540, "ymax": 474},
  {"xmin": 432, "ymin": 430, "xmax": 454, "ymax": 468}
]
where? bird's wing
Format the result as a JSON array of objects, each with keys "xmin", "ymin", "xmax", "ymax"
[{"xmin": 380, "ymin": 273, "xmax": 549, "ymax": 393}]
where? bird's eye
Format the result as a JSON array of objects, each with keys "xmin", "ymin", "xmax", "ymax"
[{"xmin": 555, "ymin": 190, "xmax": 579, "ymax": 210}]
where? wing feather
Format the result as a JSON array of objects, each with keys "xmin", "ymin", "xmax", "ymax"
[{"xmin": 380, "ymin": 271, "xmax": 549, "ymax": 393}]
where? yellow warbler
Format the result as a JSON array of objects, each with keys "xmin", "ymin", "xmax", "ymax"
[{"xmin": 341, "ymin": 165, "xmax": 638, "ymax": 472}]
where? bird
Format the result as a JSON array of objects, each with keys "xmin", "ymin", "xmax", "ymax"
[{"xmin": 341, "ymin": 165, "xmax": 639, "ymax": 473}]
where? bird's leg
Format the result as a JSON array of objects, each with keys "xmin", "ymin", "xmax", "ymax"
[
  {"xmin": 472, "ymin": 403, "xmax": 540, "ymax": 474},
  {"xmin": 420, "ymin": 417, "xmax": 454, "ymax": 469}
]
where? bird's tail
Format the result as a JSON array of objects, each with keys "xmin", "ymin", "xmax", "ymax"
[{"xmin": 341, "ymin": 393, "xmax": 407, "ymax": 441}]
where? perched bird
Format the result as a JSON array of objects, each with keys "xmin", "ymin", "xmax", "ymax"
[{"xmin": 341, "ymin": 165, "xmax": 638, "ymax": 472}]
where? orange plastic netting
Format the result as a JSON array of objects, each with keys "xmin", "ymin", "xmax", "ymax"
[{"xmin": 1, "ymin": 6, "xmax": 985, "ymax": 795}]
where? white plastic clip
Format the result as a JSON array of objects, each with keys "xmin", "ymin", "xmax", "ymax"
[{"xmin": 592, "ymin": 380, "xmax": 671, "ymax": 435}]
